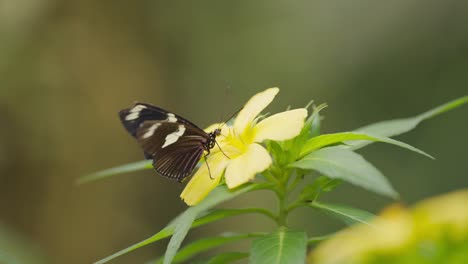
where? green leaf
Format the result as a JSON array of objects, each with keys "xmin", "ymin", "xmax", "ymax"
[
  {"xmin": 267, "ymin": 140, "xmax": 286, "ymax": 166},
  {"xmin": 319, "ymin": 177, "xmax": 343, "ymax": 192},
  {"xmin": 95, "ymin": 184, "xmax": 266, "ymax": 264},
  {"xmin": 310, "ymin": 201, "xmax": 375, "ymax": 226},
  {"xmin": 300, "ymin": 132, "xmax": 433, "ymax": 159},
  {"xmin": 350, "ymin": 96, "xmax": 468, "ymax": 149},
  {"xmin": 307, "ymin": 234, "xmax": 334, "ymax": 245},
  {"xmin": 250, "ymin": 228, "xmax": 307, "ymax": 264},
  {"xmin": 76, "ymin": 160, "xmax": 152, "ymax": 185},
  {"xmin": 95, "ymin": 225, "xmax": 175, "ymax": 264},
  {"xmin": 163, "ymin": 184, "xmax": 264, "ymax": 264},
  {"xmin": 195, "ymin": 208, "xmax": 276, "ymax": 226},
  {"xmin": 305, "ymin": 103, "xmax": 326, "ymax": 138},
  {"xmin": 164, "ymin": 213, "xmax": 195, "ymax": 264},
  {"xmin": 154, "ymin": 233, "xmax": 261, "ymax": 264},
  {"xmin": 207, "ymin": 252, "xmax": 249, "ymax": 264},
  {"xmin": 309, "ymin": 108, "xmax": 322, "ymax": 137},
  {"xmin": 290, "ymin": 147, "xmax": 399, "ymax": 199},
  {"xmin": 297, "ymin": 103, "xmax": 326, "ymax": 144},
  {"xmin": 280, "ymin": 103, "xmax": 327, "ymax": 160},
  {"xmin": 299, "ymin": 176, "xmax": 342, "ymax": 202},
  {"xmin": 188, "ymin": 252, "xmax": 249, "ymax": 264}
]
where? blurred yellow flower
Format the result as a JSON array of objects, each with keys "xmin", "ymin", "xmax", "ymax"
[
  {"xmin": 309, "ymin": 189, "xmax": 468, "ymax": 264},
  {"xmin": 180, "ymin": 88, "xmax": 308, "ymax": 205}
]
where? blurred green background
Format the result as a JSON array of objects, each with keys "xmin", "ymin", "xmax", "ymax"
[{"xmin": 0, "ymin": 1, "xmax": 467, "ymax": 263}]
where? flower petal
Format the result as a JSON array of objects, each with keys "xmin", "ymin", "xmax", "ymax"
[
  {"xmin": 180, "ymin": 153, "xmax": 229, "ymax": 206},
  {"xmin": 234, "ymin": 88, "xmax": 279, "ymax": 134},
  {"xmin": 254, "ymin": 108, "xmax": 308, "ymax": 142},
  {"xmin": 225, "ymin": 143, "xmax": 272, "ymax": 188}
]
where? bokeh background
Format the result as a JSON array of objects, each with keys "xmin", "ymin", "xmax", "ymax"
[{"xmin": 1, "ymin": 1, "xmax": 467, "ymax": 263}]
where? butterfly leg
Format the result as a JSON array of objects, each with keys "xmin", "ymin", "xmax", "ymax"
[
  {"xmin": 215, "ymin": 141, "xmax": 230, "ymax": 159},
  {"xmin": 203, "ymin": 153, "xmax": 214, "ymax": 180}
]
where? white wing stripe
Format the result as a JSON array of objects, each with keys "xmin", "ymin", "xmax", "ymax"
[
  {"xmin": 166, "ymin": 113, "xmax": 177, "ymax": 123},
  {"xmin": 162, "ymin": 125, "xmax": 186, "ymax": 148},
  {"xmin": 142, "ymin": 123, "xmax": 162, "ymax": 139},
  {"xmin": 125, "ymin": 105, "xmax": 147, "ymax": 120}
]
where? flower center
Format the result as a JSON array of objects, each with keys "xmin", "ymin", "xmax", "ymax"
[{"xmin": 219, "ymin": 126, "xmax": 255, "ymax": 159}]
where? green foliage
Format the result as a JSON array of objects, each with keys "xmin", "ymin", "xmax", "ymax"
[
  {"xmin": 80, "ymin": 96, "xmax": 467, "ymax": 264},
  {"xmin": 310, "ymin": 201, "xmax": 375, "ymax": 226},
  {"xmin": 76, "ymin": 160, "xmax": 152, "ymax": 185},
  {"xmin": 349, "ymin": 96, "xmax": 468, "ymax": 150},
  {"xmin": 162, "ymin": 185, "xmax": 268, "ymax": 264},
  {"xmin": 250, "ymin": 229, "xmax": 307, "ymax": 264},
  {"xmin": 298, "ymin": 176, "xmax": 342, "ymax": 202},
  {"xmin": 292, "ymin": 146, "xmax": 399, "ymax": 198},
  {"xmin": 155, "ymin": 233, "xmax": 262, "ymax": 264},
  {"xmin": 192, "ymin": 252, "xmax": 249, "ymax": 264},
  {"xmin": 95, "ymin": 184, "xmax": 268, "ymax": 264},
  {"xmin": 299, "ymin": 132, "xmax": 433, "ymax": 158}
]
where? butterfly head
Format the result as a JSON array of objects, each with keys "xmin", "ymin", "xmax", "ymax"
[{"xmin": 206, "ymin": 128, "xmax": 221, "ymax": 149}]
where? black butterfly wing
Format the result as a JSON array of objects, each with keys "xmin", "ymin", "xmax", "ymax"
[
  {"xmin": 136, "ymin": 120, "xmax": 208, "ymax": 180},
  {"xmin": 119, "ymin": 102, "xmax": 203, "ymax": 137},
  {"xmin": 119, "ymin": 103, "xmax": 209, "ymax": 181}
]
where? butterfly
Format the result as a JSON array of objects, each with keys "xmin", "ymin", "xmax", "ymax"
[{"xmin": 119, "ymin": 102, "xmax": 221, "ymax": 182}]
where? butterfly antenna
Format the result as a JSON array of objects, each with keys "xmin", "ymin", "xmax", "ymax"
[
  {"xmin": 204, "ymin": 154, "xmax": 214, "ymax": 180},
  {"xmin": 218, "ymin": 106, "xmax": 244, "ymax": 129}
]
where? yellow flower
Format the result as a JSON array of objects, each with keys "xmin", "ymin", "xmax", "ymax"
[
  {"xmin": 180, "ymin": 88, "xmax": 308, "ymax": 205},
  {"xmin": 309, "ymin": 189, "xmax": 468, "ymax": 264},
  {"xmin": 310, "ymin": 206, "xmax": 414, "ymax": 264}
]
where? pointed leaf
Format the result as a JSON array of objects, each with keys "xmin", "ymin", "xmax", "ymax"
[
  {"xmin": 164, "ymin": 213, "xmax": 195, "ymax": 264},
  {"xmin": 76, "ymin": 160, "xmax": 152, "ymax": 185},
  {"xmin": 281, "ymin": 103, "xmax": 326, "ymax": 159},
  {"xmin": 250, "ymin": 229, "xmax": 307, "ymax": 264},
  {"xmin": 95, "ymin": 184, "xmax": 266, "ymax": 264},
  {"xmin": 207, "ymin": 252, "xmax": 249, "ymax": 264},
  {"xmin": 291, "ymin": 147, "xmax": 398, "ymax": 198},
  {"xmin": 163, "ymin": 184, "xmax": 265, "ymax": 264},
  {"xmin": 195, "ymin": 207, "xmax": 276, "ymax": 227},
  {"xmin": 300, "ymin": 132, "xmax": 433, "ymax": 159},
  {"xmin": 350, "ymin": 96, "xmax": 468, "ymax": 149},
  {"xmin": 299, "ymin": 176, "xmax": 342, "ymax": 202},
  {"xmin": 155, "ymin": 233, "xmax": 261, "ymax": 264},
  {"xmin": 95, "ymin": 224, "xmax": 174, "ymax": 264},
  {"xmin": 302, "ymin": 103, "xmax": 326, "ymax": 139},
  {"xmin": 309, "ymin": 109, "xmax": 321, "ymax": 137},
  {"xmin": 185, "ymin": 252, "xmax": 249, "ymax": 264},
  {"xmin": 95, "ymin": 209, "xmax": 257, "ymax": 264},
  {"xmin": 308, "ymin": 234, "xmax": 334, "ymax": 245},
  {"xmin": 310, "ymin": 201, "xmax": 375, "ymax": 226},
  {"xmin": 267, "ymin": 140, "xmax": 286, "ymax": 166}
]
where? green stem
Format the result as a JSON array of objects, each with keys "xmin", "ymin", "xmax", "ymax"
[
  {"xmin": 277, "ymin": 196, "xmax": 287, "ymax": 226},
  {"xmin": 271, "ymin": 169, "xmax": 307, "ymax": 227},
  {"xmin": 275, "ymin": 172, "xmax": 289, "ymax": 227}
]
